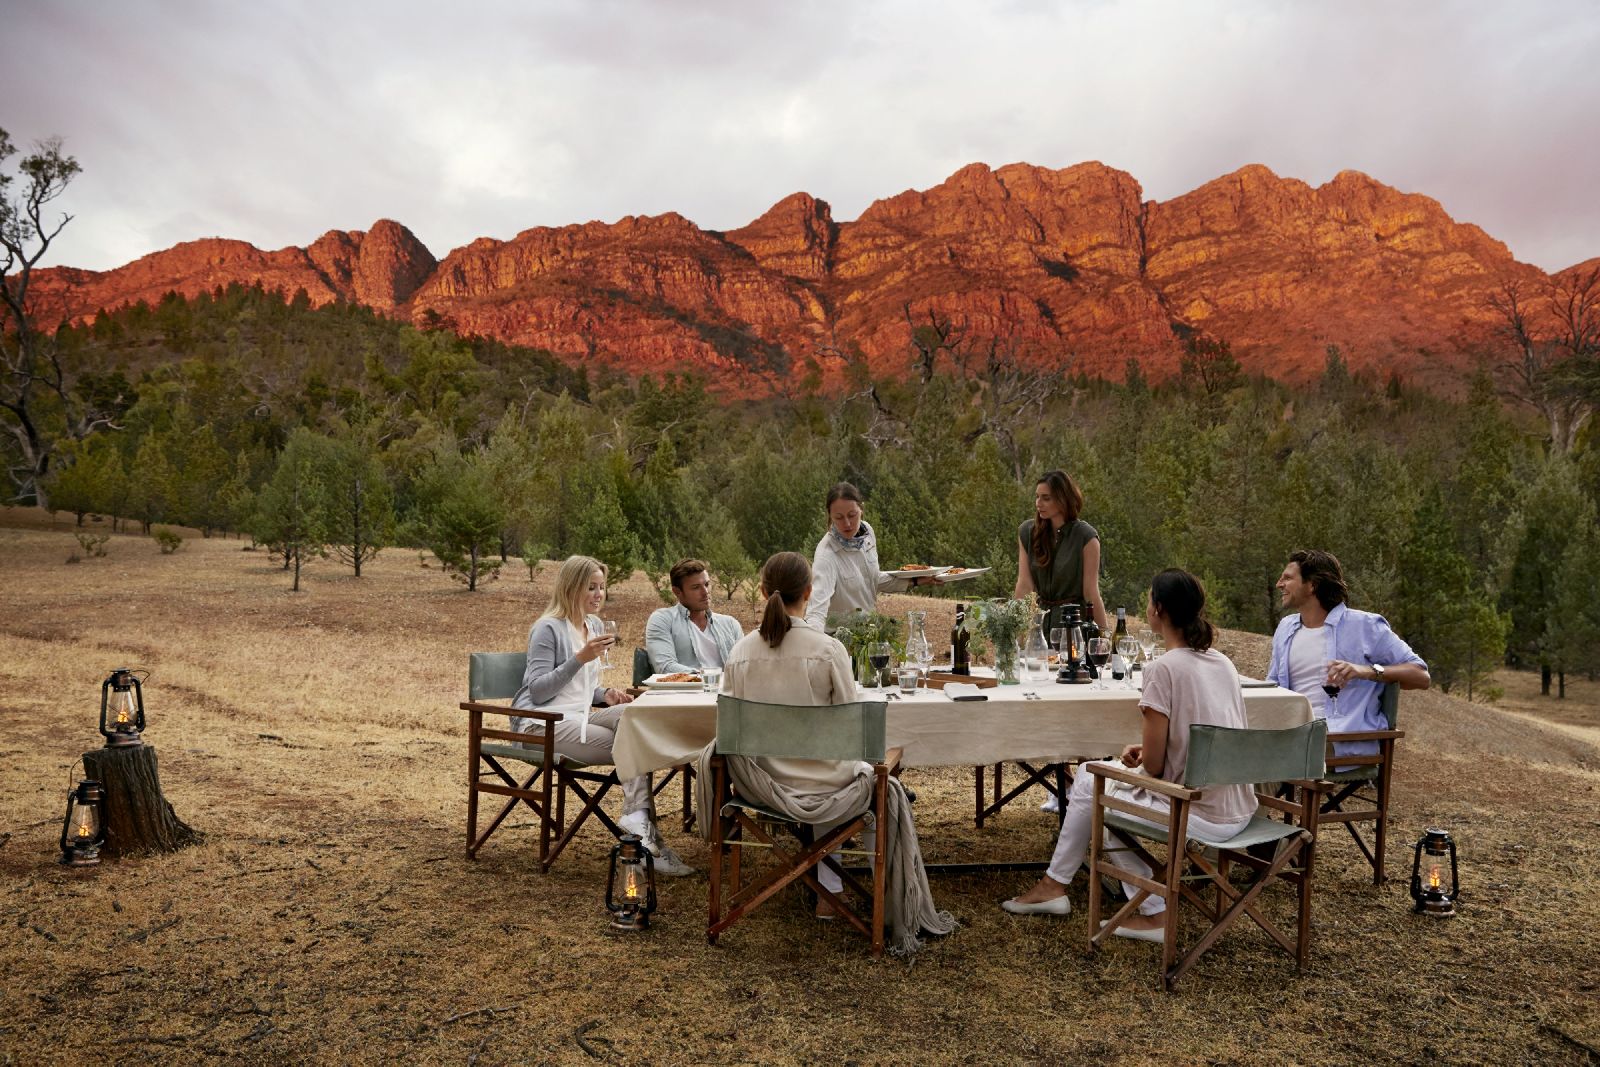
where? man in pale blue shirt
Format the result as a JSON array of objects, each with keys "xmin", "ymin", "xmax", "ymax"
[
  {"xmin": 644, "ymin": 558, "xmax": 744, "ymax": 675},
  {"xmin": 1266, "ymin": 549, "xmax": 1430, "ymax": 756}
]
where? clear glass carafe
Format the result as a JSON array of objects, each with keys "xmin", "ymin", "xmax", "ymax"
[
  {"xmin": 905, "ymin": 610, "xmax": 934, "ymax": 684},
  {"xmin": 1023, "ymin": 612, "xmax": 1050, "ymax": 678}
]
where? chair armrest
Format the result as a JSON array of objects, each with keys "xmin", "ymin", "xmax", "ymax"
[
  {"xmin": 1327, "ymin": 729, "xmax": 1405, "ymax": 743},
  {"xmin": 1087, "ymin": 762, "xmax": 1199, "ymax": 801},
  {"xmin": 880, "ymin": 747, "xmax": 904, "ymax": 775},
  {"xmin": 461, "ymin": 701, "xmax": 560, "ymax": 723}
]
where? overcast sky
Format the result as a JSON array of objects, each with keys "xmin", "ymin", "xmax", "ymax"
[{"xmin": 8, "ymin": 0, "xmax": 1599, "ymax": 273}]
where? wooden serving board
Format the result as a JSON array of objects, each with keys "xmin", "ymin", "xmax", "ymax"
[{"xmin": 922, "ymin": 671, "xmax": 999, "ymax": 691}]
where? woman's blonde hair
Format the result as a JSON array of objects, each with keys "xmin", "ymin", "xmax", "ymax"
[{"xmin": 540, "ymin": 555, "xmax": 607, "ymax": 626}]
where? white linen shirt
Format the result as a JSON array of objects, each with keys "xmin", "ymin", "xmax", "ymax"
[
  {"xmin": 805, "ymin": 521, "xmax": 911, "ymax": 631},
  {"xmin": 722, "ymin": 616, "xmax": 862, "ymax": 792}
]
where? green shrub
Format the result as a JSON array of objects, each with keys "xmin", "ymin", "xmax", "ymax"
[
  {"xmin": 74, "ymin": 532, "xmax": 109, "ymax": 558},
  {"xmin": 153, "ymin": 528, "xmax": 183, "ymax": 554}
]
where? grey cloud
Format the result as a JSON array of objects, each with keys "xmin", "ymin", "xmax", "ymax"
[{"xmin": 6, "ymin": 0, "xmax": 1597, "ymax": 272}]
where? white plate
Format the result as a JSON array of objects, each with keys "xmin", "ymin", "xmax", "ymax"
[
  {"xmin": 643, "ymin": 673, "xmax": 707, "ymax": 690},
  {"xmin": 886, "ymin": 565, "xmax": 952, "ymax": 578},
  {"xmin": 931, "ymin": 566, "xmax": 991, "ymax": 583}
]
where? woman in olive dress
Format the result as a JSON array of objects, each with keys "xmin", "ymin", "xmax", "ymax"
[{"xmin": 1014, "ymin": 469, "xmax": 1107, "ymax": 634}]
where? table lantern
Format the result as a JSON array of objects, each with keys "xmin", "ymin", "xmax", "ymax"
[
  {"xmin": 100, "ymin": 667, "xmax": 146, "ymax": 748},
  {"xmin": 59, "ymin": 779, "xmax": 106, "ymax": 867},
  {"xmin": 605, "ymin": 834, "xmax": 657, "ymax": 931},
  {"xmin": 1410, "ymin": 828, "xmax": 1459, "ymax": 917}
]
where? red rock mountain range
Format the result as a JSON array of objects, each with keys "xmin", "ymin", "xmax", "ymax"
[{"xmin": 36, "ymin": 161, "xmax": 1569, "ymax": 390}]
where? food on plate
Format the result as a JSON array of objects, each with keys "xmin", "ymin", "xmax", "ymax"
[
  {"xmin": 943, "ymin": 567, "xmax": 969, "ymax": 575},
  {"xmin": 899, "ymin": 563, "xmax": 933, "ymax": 571},
  {"xmin": 656, "ymin": 672, "xmax": 702, "ymax": 683}
]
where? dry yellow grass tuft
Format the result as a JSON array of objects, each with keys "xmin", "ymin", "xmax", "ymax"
[{"xmin": 2, "ymin": 508, "xmax": 1598, "ymax": 1064}]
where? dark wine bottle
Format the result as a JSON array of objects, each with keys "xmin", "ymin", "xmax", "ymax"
[
  {"xmin": 952, "ymin": 603, "xmax": 971, "ymax": 676},
  {"xmin": 1111, "ymin": 606, "xmax": 1129, "ymax": 679}
]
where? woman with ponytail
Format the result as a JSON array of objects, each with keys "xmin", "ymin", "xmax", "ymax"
[
  {"xmin": 712, "ymin": 552, "xmax": 954, "ymax": 950},
  {"xmin": 725, "ymin": 552, "xmax": 858, "ymax": 783},
  {"xmin": 1000, "ymin": 569, "xmax": 1257, "ymax": 940}
]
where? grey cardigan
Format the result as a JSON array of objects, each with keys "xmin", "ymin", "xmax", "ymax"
[{"xmin": 511, "ymin": 615, "xmax": 608, "ymax": 712}]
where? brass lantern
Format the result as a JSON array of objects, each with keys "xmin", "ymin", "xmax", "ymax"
[
  {"xmin": 605, "ymin": 834, "xmax": 657, "ymax": 931},
  {"xmin": 59, "ymin": 779, "xmax": 107, "ymax": 867},
  {"xmin": 99, "ymin": 668, "xmax": 146, "ymax": 748},
  {"xmin": 1410, "ymin": 828, "xmax": 1460, "ymax": 917}
]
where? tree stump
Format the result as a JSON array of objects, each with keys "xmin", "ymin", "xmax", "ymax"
[{"xmin": 81, "ymin": 744, "xmax": 203, "ymax": 858}]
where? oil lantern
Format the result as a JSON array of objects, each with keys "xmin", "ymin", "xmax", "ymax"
[
  {"xmin": 605, "ymin": 834, "xmax": 657, "ymax": 931},
  {"xmin": 100, "ymin": 668, "xmax": 146, "ymax": 748},
  {"xmin": 59, "ymin": 779, "xmax": 106, "ymax": 867},
  {"xmin": 1410, "ymin": 827, "xmax": 1460, "ymax": 917}
]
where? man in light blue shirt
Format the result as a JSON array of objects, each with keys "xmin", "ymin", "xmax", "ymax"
[
  {"xmin": 1265, "ymin": 549, "xmax": 1430, "ymax": 756},
  {"xmin": 644, "ymin": 558, "xmax": 744, "ymax": 676}
]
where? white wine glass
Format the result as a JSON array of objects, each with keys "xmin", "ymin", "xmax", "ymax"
[
  {"xmin": 601, "ymin": 619, "xmax": 619, "ymax": 669},
  {"xmin": 906, "ymin": 628, "xmax": 933, "ymax": 689},
  {"xmin": 1116, "ymin": 636, "xmax": 1139, "ymax": 688}
]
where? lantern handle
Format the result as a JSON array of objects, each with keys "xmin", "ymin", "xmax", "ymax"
[{"xmin": 67, "ymin": 756, "xmax": 85, "ymax": 790}]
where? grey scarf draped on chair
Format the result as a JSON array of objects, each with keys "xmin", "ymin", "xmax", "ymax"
[{"xmin": 695, "ymin": 742, "xmax": 956, "ymax": 956}]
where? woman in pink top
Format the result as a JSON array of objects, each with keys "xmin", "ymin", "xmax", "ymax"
[{"xmin": 1000, "ymin": 569, "xmax": 1257, "ymax": 941}]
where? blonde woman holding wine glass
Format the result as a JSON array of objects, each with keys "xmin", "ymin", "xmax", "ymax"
[{"xmin": 510, "ymin": 555, "xmax": 693, "ymax": 876}]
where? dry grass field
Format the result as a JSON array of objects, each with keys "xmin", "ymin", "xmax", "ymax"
[{"xmin": 2, "ymin": 508, "xmax": 1598, "ymax": 1065}]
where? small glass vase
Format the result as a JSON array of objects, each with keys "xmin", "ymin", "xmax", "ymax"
[{"xmin": 994, "ymin": 639, "xmax": 1022, "ymax": 685}]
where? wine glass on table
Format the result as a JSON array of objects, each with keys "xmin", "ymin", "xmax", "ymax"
[
  {"xmin": 1050, "ymin": 627, "xmax": 1068, "ymax": 670},
  {"xmin": 601, "ymin": 619, "xmax": 619, "ymax": 670},
  {"xmin": 906, "ymin": 629, "xmax": 933, "ymax": 690},
  {"xmin": 1137, "ymin": 628, "xmax": 1156, "ymax": 667},
  {"xmin": 1116, "ymin": 635, "xmax": 1140, "ymax": 688},
  {"xmin": 870, "ymin": 642, "xmax": 893, "ymax": 693},
  {"xmin": 1088, "ymin": 636, "xmax": 1112, "ymax": 690}
]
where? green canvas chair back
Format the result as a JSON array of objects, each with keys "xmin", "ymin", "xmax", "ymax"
[
  {"xmin": 715, "ymin": 695, "xmax": 887, "ymax": 763},
  {"xmin": 1378, "ymin": 681, "xmax": 1400, "ymax": 731},
  {"xmin": 469, "ymin": 651, "xmax": 527, "ymax": 702},
  {"xmin": 1184, "ymin": 719, "xmax": 1328, "ymax": 788},
  {"xmin": 632, "ymin": 647, "xmax": 653, "ymax": 688}
]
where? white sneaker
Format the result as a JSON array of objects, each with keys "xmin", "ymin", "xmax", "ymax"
[
  {"xmin": 620, "ymin": 813, "xmax": 696, "ymax": 877},
  {"xmin": 1040, "ymin": 794, "xmax": 1061, "ymax": 814},
  {"xmin": 649, "ymin": 842, "xmax": 695, "ymax": 878},
  {"xmin": 617, "ymin": 810, "xmax": 652, "ymax": 839}
]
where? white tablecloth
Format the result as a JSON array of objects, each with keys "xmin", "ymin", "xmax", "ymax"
[{"xmin": 612, "ymin": 677, "xmax": 1311, "ymax": 779}]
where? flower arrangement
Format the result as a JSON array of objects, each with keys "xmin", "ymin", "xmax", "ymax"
[
  {"xmin": 829, "ymin": 611, "xmax": 903, "ymax": 683},
  {"xmin": 972, "ymin": 593, "xmax": 1036, "ymax": 649},
  {"xmin": 830, "ymin": 611, "xmax": 903, "ymax": 656},
  {"xmin": 971, "ymin": 594, "xmax": 1037, "ymax": 684}
]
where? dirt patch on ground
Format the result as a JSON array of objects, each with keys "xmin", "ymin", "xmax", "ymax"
[{"xmin": 2, "ymin": 511, "xmax": 1597, "ymax": 1064}]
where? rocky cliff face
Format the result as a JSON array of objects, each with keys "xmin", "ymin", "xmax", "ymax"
[
  {"xmin": 35, "ymin": 163, "xmax": 1565, "ymax": 390},
  {"xmin": 33, "ymin": 219, "xmax": 437, "ymax": 320}
]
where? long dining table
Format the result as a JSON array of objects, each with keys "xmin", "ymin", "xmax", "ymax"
[
  {"xmin": 613, "ymin": 674, "xmax": 1312, "ymax": 780},
  {"xmin": 614, "ymin": 673, "xmax": 1311, "ymax": 873}
]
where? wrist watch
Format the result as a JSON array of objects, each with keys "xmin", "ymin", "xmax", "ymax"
[{"xmin": 1370, "ymin": 663, "xmax": 1387, "ymax": 681}]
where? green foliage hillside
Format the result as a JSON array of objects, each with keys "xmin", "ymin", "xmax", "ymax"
[{"xmin": 22, "ymin": 288, "xmax": 1600, "ymax": 699}]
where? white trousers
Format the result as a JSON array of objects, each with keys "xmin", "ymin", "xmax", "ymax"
[
  {"xmin": 1047, "ymin": 760, "xmax": 1252, "ymax": 915},
  {"xmin": 511, "ymin": 704, "xmax": 652, "ymax": 815}
]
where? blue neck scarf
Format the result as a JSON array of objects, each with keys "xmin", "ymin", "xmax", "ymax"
[{"xmin": 830, "ymin": 519, "xmax": 872, "ymax": 552}]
